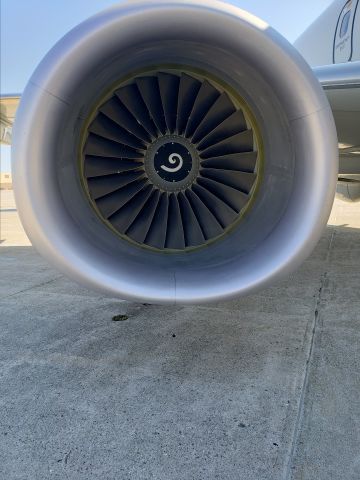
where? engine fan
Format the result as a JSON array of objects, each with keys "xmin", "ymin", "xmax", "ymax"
[{"xmin": 12, "ymin": 1, "xmax": 338, "ymax": 304}]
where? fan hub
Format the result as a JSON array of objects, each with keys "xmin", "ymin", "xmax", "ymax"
[{"xmin": 145, "ymin": 135, "xmax": 199, "ymax": 192}]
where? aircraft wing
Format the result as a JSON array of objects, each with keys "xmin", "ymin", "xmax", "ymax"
[
  {"xmin": 0, "ymin": 95, "xmax": 21, "ymax": 145},
  {"xmin": 314, "ymin": 61, "xmax": 360, "ymax": 175},
  {"xmin": 314, "ymin": 60, "xmax": 360, "ymax": 200}
]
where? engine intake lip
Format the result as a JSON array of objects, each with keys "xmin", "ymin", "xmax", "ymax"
[{"xmin": 80, "ymin": 67, "xmax": 264, "ymax": 252}]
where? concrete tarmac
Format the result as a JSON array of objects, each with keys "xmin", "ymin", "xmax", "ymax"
[{"xmin": 0, "ymin": 190, "xmax": 359, "ymax": 480}]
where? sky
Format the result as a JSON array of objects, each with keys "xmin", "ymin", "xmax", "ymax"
[{"xmin": 0, "ymin": 0, "xmax": 334, "ymax": 172}]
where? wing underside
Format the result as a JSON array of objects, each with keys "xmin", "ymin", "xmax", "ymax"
[
  {"xmin": 314, "ymin": 61, "xmax": 360, "ymax": 200},
  {"xmin": 314, "ymin": 61, "xmax": 360, "ymax": 172},
  {"xmin": 0, "ymin": 95, "xmax": 20, "ymax": 146}
]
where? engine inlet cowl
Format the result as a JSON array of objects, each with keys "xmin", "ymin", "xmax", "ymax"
[{"xmin": 12, "ymin": 1, "xmax": 338, "ymax": 304}]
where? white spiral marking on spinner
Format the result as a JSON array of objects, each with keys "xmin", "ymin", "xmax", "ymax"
[{"xmin": 161, "ymin": 153, "xmax": 184, "ymax": 173}]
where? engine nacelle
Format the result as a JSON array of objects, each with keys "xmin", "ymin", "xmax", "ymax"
[{"xmin": 12, "ymin": 1, "xmax": 338, "ymax": 304}]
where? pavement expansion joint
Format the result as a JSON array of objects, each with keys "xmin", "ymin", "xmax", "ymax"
[{"xmin": 283, "ymin": 270, "xmax": 328, "ymax": 480}]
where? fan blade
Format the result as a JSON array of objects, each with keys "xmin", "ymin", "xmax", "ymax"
[
  {"xmin": 100, "ymin": 97, "xmax": 151, "ymax": 143},
  {"xmin": 192, "ymin": 92, "xmax": 236, "ymax": 144},
  {"xmin": 177, "ymin": 192, "xmax": 205, "ymax": 247},
  {"xmin": 84, "ymin": 133, "xmax": 142, "ymax": 159},
  {"xmin": 192, "ymin": 183, "xmax": 238, "ymax": 228},
  {"xmin": 197, "ymin": 176, "xmax": 248, "ymax": 212},
  {"xmin": 96, "ymin": 178, "xmax": 148, "ymax": 219},
  {"xmin": 197, "ymin": 109, "xmax": 247, "ymax": 151},
  {"xmin": 185, "ymin": 80, "xmax": 220, "ymax": 138},
  {"xmin": 87, "ymin": 170, "xmax": 144, "ymax": 199},
  {"xmin": 115, "ymin": 84, "xmax": 158, "ymax": 138},
  {"xmin": 126, "ymin": 189, "xmax": 161, "ymax": 244},
  {"xmin": 88, "ymin": 113, "xmax": 146, "ymax": 150},
  {"xmin": 200, "ymin": 168, "xmax": 257, "ymax": 194},
  {"xmin": 165, "ymin": 193, "xmax": 185, "ymax": 249},
  {"xmin": 145, "ymin": 193, "xmax": 169, "ymax": 249},
  {"xmin": 185, "ymin": 188, "xmax": 223, "ymax": 240},
  {"xmin": 136, "ymin": 76, "xmax": 166, "ymax": 135},
  {"xmin": 84, "ymin": 156, "xmax": 143, "ymax": 178},
  {"xmin": 110, "ymin": 184, "xmax": 154, "ymax": 232},
  {"xmin": 158, "ymin": 72, "xmax": 180, "ymax": 134},
  {"xmin": 200, "ymin": 152, "xmax": 257, "ymax": 173},
  {"xmin": 199, "ymin": 130, "xmax": 253, "ymax": 159},
  {"xmin": 176, "ymin": 73, "xmax": 202, "ymax": 135}
]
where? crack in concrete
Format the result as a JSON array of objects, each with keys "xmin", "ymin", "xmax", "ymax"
[
  {"xmin": 64, "ymin": 449, "xmax": 72, "ymax": 465},
  {"xmin": 282, "ymin": 272, "xmax": 327, "ymax": 479},
  {"xmin": 283, "ymin": 230, "xmax": 335, "ymax": 479},
  {"xmin": 0, "ymin": 275, "xmax": 63, "ymax": 300}
]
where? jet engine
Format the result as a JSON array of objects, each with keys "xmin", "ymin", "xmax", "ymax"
[{"xmin": 12, "ymin": 1, "xmax": 338, "ymax": 304}]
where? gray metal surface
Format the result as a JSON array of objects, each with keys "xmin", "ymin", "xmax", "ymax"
[
  {"xmin": 12, "ymin": 1, "xmax": 338, "ymax": 303},
  {"xmin": 1, "ymin": 192, "xmax": 359, "ymax": 480},
  {"xmin": 314, "ymin": 60, "xmax": 360, "ymax": 88}
]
